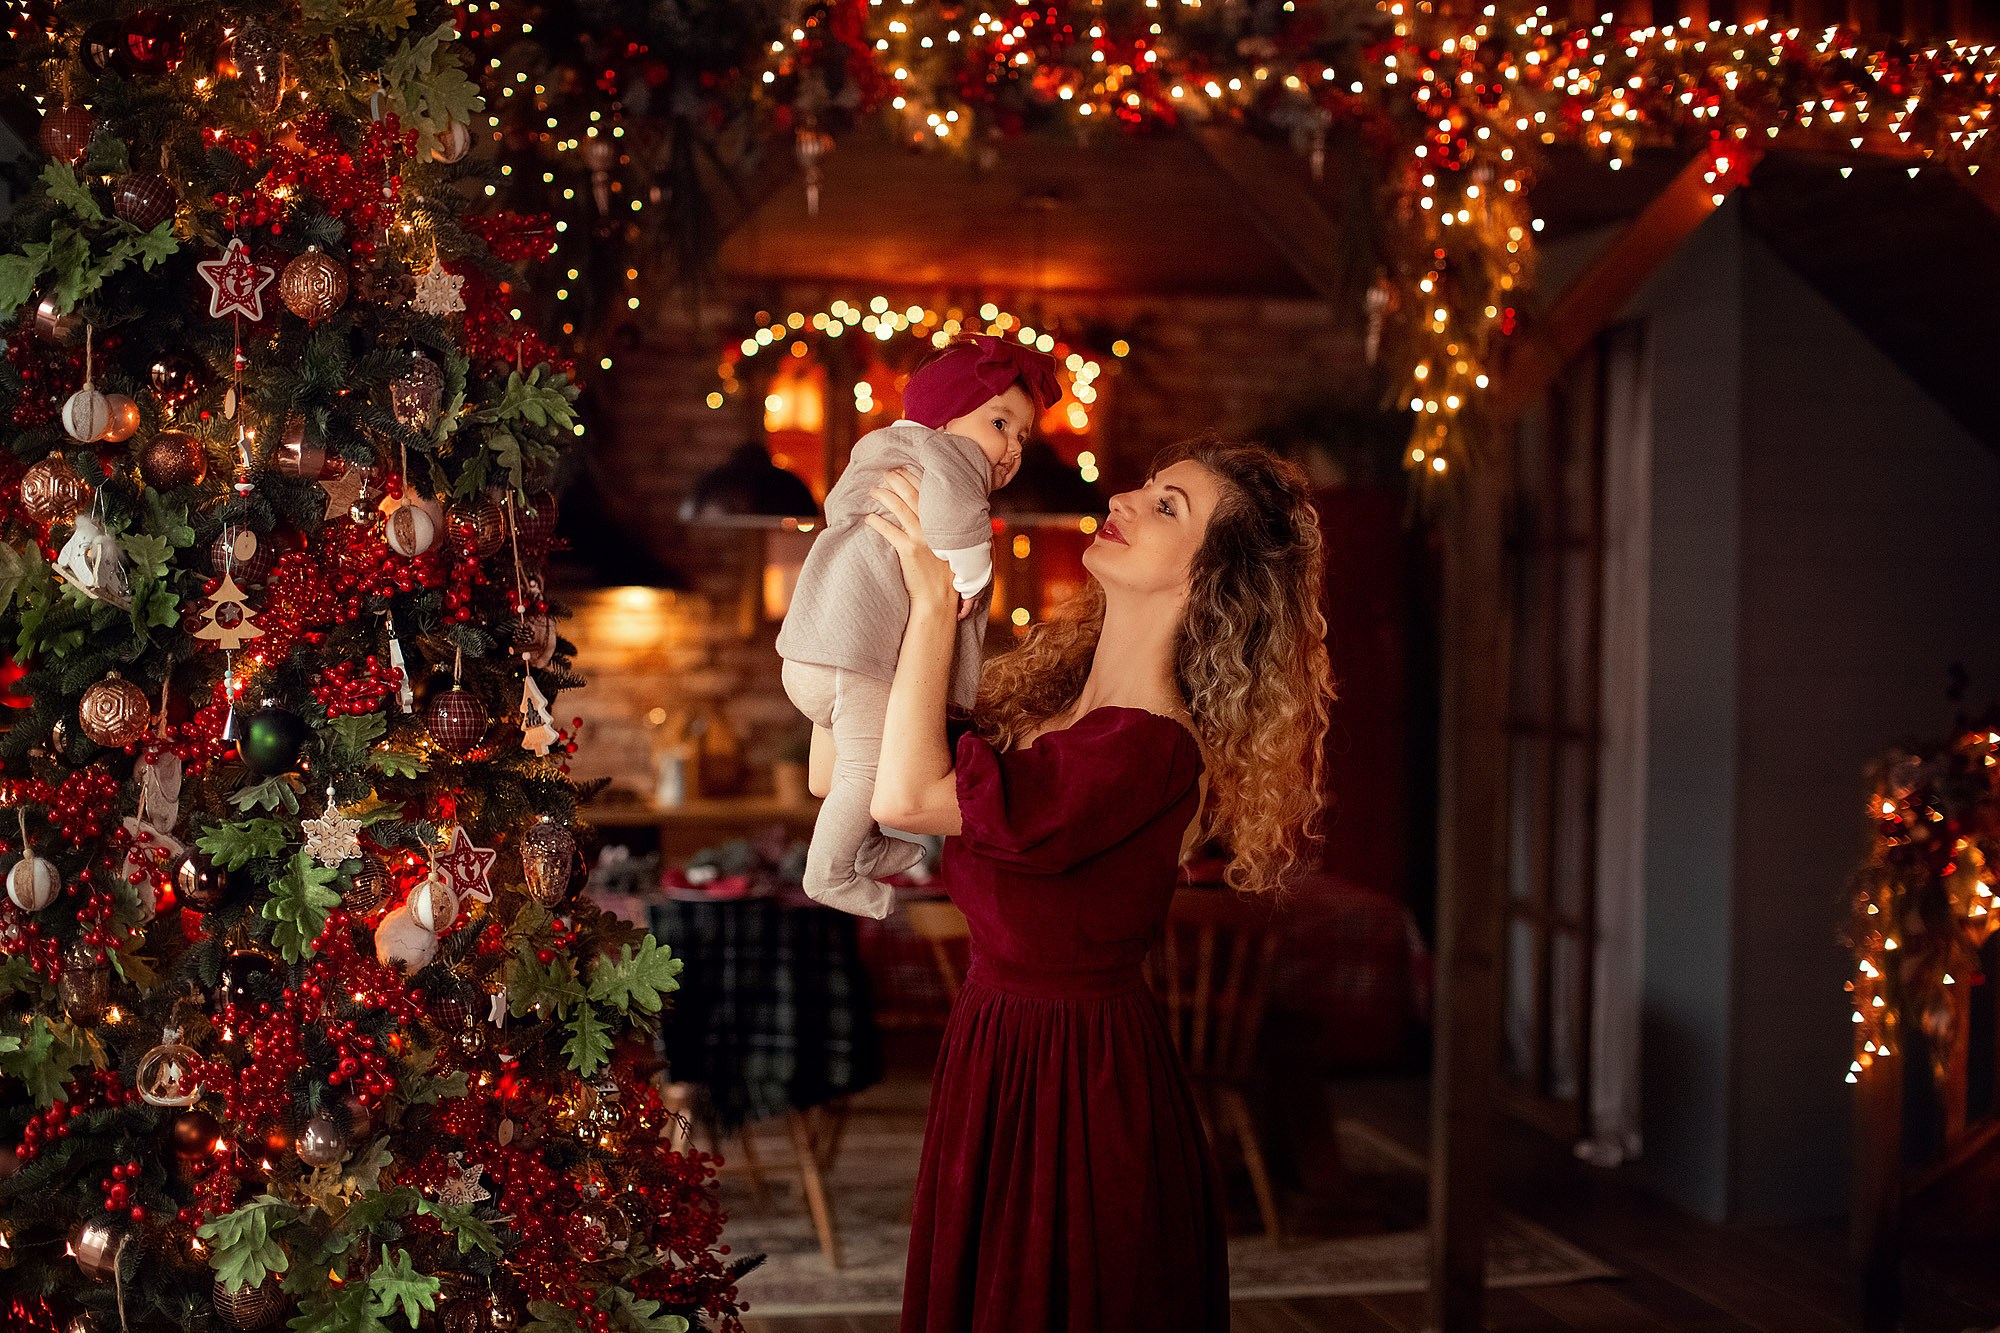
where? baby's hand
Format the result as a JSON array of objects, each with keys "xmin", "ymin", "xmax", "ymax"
[{"xmin": 957, "ymin": 594, "xmax": 975, "ymax": 621}]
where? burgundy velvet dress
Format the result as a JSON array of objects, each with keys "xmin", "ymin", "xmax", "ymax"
[{"xmin": 901, "ymin": 706, "xmax": 1229, "ymax": 1332}]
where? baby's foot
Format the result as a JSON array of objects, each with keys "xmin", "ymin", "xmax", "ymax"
[{"xmin": 856, "ymin": 830, "xmax": 926, "ymax": 880}]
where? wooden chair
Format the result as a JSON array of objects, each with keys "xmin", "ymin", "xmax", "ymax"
[
  {"xmin": 904, "ymin": 898, "xmax": 971, "ymax": 1004},
  {"xmin": 1148, "ymin": 885, "xmax": 1285, "ymax": 1242}
]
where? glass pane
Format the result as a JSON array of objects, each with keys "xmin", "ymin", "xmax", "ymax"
[
  {"xmin": 1505, "ymin": 919, "xmax": 1536, "ymax": 1083},
  {"xmin": 1554, "ymin": 739, "xmax": 1595, "ymax": 921},
  {"xmin": 1550, "ymin": 931, "xmax": 1585, "ymax": 1102}
]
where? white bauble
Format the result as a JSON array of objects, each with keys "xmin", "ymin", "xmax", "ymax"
[
  {"xmin": 383, "ymin": 501, "xmax": 438, "ymax": 557},
  {"xmin": 63, "ymin": 387, "xmax": 111, "ymax": 442},
  {"xmin": 7, "ymin": 854, "xmax": 61, "ymax": 911},
  {"xmin": 409, "ymin": 873, "xmax": 458, "ymax": 932},
  {"xmin": 373, "ymin": 904, "xmax": 439, "ymax": 973}
]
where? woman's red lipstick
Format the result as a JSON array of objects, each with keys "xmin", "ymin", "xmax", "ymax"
[{"xmin": 1099, "ymin": 519, "xmax": 1128, "ymax": 545}]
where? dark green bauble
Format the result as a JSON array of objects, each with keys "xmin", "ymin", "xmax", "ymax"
[{"xmin": 238, "ymin": 699, "xmax": 306, "ymax": 775}]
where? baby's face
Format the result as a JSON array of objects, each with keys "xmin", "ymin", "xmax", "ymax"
[{"xmin": 943, "ymin": 384, "xmax": 1035, "ymax": 490}]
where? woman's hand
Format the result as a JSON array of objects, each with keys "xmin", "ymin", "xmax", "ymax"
[{"xmin": 864, "ymin": 467, "xmax": 959, "ymax": 622}]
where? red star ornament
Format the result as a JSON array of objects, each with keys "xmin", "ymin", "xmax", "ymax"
[
  {"xmin": 434, "ymin": 825, "xmax": 497, "ymax": 903},
  {"xmin": 197, "ymin": 238, "xmax": 278, "ymax": 321}
]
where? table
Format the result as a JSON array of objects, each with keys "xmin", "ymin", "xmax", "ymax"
[
  {"xmin": 584, "ymin": 795, "xmax": 823, "ymax": 862},
  {"xmin": 646, "ymin": 892, "xmax": 882, "ymax": 1135}
]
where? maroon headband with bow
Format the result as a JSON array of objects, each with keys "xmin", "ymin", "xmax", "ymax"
[{"xmin": 900, "ymin": 334, "xmax": 1063, "ymax": 429}]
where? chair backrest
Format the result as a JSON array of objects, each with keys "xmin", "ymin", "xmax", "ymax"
[
  {"xmin": 1148, "ymin": 886, "xmax": 1280, "ymax": 1083},
  {"xmin": 903, "ymin": 898, "xmax": 971, "ymax": 1004}
]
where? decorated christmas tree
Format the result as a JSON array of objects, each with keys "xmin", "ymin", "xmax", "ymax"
[{"xmin": 0, "ymin": 5, "xmax": 746, "ymax": 1331}]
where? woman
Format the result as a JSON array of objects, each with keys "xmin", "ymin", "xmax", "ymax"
[{"xmin": 863, "ymin": 433, "xmax": 1334, "ymax": 1332}]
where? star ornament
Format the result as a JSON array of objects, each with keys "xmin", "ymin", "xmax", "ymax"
[
  {"xmin": 197, "ymin": 238, "xmax": 278, "ymax": 321},
  {"xmin": 410, "ymin": 258, "xmax": 466, "ymax": 316},
  {"xmin": 434, "ymin": 825, "xmax": 497, "ymax": 903},
  {"xmin": 431, "ymin": 1152, "xmax": 491, "ymax": 1206}
]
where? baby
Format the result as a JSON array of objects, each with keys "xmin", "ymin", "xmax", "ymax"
[{"xmin": 777, "ymin": 334, "xmax": 1062, "ymax": 918}]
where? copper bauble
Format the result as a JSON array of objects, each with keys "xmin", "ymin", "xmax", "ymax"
[
  {"xmin": 294, "ymin": 1112, "xmax": 347, "ymax": 1168},
  {"xmin": 30, "ymin": 295, "xmax": 85, "ymax": 345},
  {"xmin": 172, "ymin": 1108, "xmax": 221, "ymax": 1157},
  {"xmin": 79, "ymin": 672, "xmax": 151, "ymax": 747},
  {"xmin": 274, "ymin": 414, "xmax": 327, "ymax": 478},
  {"xmin": 71, "ymin": 1216, "xmax": 126, "ymax": 1281},
  {"xmin": 425, "ymin": 688, "xmax": 488, "ymax": 754},
  {"xmin": 520, "ymin": 817, "xmax": 575, "ymax": 906},
  {"xmin": 278, "ymin": 246, "xmax": 347, "ymax": 323},
  {"xmin": 212, "ymin": 1274, "xmax": 285, "ymax": 1329},
  {"xmin": 114, "ymin": 172, "xmax": 177, "ymax": 229},
  {"xmin": 38, "ymin": 106, "xmax": 94, "ymax": 164},
  {"xmin": 100, "ymin": 393, "xmax": 141, "ymax": 443},
  {"xmin": 140, "ymin": 430, "xmax": 207, "ymax": 490},
  {"xmin": 21, "ymin": 455, "xmax": 91, "ymax": 524},
  {"xmin": 172, "ymin": 848, "xmax": 238, "ymax": 910}
]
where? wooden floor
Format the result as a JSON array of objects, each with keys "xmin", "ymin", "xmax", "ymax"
[{"xmin": 738, "ymin": 1074, "xmax": 2000, "ymax": 1333}]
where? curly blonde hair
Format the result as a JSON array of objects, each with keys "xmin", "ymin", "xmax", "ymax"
[{"xmin": 973, "ymin": 435, "xmax": 1335, "ymax": 894}]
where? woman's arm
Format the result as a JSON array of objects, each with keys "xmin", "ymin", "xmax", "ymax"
[{"xmin": 864, "ymin": 469, "xmax": 965, "ymax": 837}]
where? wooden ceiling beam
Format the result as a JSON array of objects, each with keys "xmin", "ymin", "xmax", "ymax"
[
  {"xmin": 1191, "ymin": 126, "xmax": 1351, "ymax": 303},
  {"xmin": 1495, "ymin": 145, "xmax": 1762, "ymax": 421}
]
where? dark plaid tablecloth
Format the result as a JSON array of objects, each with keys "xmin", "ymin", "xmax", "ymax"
[{"xmin": 647, "ymin": 893, "xmax": 883, "ymax": 1134}]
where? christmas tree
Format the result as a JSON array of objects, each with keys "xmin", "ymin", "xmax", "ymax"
[{"xmin": 0, "ymin": 4, "xmax": 746, "ymax": 1331}]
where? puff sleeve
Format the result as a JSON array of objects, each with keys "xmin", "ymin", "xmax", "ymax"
[
  {"xmin": 915, "ymin": 431, "xmax": 996, "ymax": 552},
  {"xmin": 951, "ymin": 711, "xmax": 1202, "ymax": 875}
]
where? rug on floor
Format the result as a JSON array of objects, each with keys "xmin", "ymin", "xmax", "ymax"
[{"xmin": 717, "ymin": 1110, "xmax": 1616, "ymax": 1318}]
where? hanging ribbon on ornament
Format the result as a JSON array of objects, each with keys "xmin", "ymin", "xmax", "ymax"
[{"xmin": 379, "ymin": 607, "xmax": 414, "ymax": 713}]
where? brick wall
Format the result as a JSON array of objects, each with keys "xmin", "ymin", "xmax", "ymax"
[{"xmin": 561, "ymin": 281, "xmax": 1367, "ymax": 796}]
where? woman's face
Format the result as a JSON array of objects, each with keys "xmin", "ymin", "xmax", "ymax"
[{"xmin": 1082, "ymin": 459, "xmax": 1223, "ymax": 597}]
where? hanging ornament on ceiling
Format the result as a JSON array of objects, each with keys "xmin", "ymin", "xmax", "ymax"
[
  {"xmin": 20, "ymin": 455, "xmax": 92, "ymax": 525},
  {"xmin": 139, "ymin": 430, "xmax": 206, "ymax": 491},
  {"xmin": 196, "ymin": 238, "xmax": 277, "ymax": 322},
  {"xmin": 193, "ymin": 573, "xmax": 263, "ymax": 651},
  {"xmin": 278, "ymin": 245, "xmax": 348, "ymax": 324},
  {"xmin": 410, "ymin": 258, "xmax": 466, "ymax": 317},
  {"xmin": 433, "ymin": 825, "xmax": 497, "ymax": 904},
  {"xmin": 53, "ymin": 511, "xmax": 132, "ymax": 610},
  {"xmin": 78, "ymin": 672, "xmax": 151, "ymax": 747}
]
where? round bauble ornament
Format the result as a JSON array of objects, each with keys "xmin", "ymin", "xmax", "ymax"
[
  {"xmin": 21, "ymin": 455, "xmax": 91, "ymax": 524},
  {"xmin": 383, "ymin": 499, "xmax": 438, "ymax": 557},
  {"xmin": 71, "ymin": 1215, "xmax": 127, "ymax": 1281},
  {"xmin": 213, "ymin": 1274, "xmax": 286, "ymax": 1329},
  {"xmin": 295, "ymin": 1112, "xmax": 347, "ymax": 1168},
  {"xmin": 38, "ymin": 105, "xmax": 94, "ymax": 165},
  {"xmin": 278, "ymin": 246, "xmax": 347, "ymax": 324},
  {"xmin": 84, "ymin": 12, "xmax": 184, "ymax": 77},
  {"xmin": 100, "ymin": 393, "xmax": 141, "ymax": 443},
  {"xmin": 425, "ymin": 687, "xmax": 488, "ymax": 754},
  {"xmin": 58, "ymin": 941, "xmax": 110, "ymax": 1024},
  {"xmin": 62, "ymin": 385, "xmax": 111, "ymax": 442},
  {"xmin": 486, "ymin": 1293, "xmax": 519, "ymax": 1333},
  {"xmin": 216, "ymin": 947, "xmax": 278, "ymax": 1010},
  {"xmin": 565, "ymin": 1193, "xmax": 632, "ymax": 1261},
  {"xmin": 137, "ymin": 1031, "xmax": 202, "ymax": 1107},
  {"xmin": 409, "ymin": 871, "xmax": 458, "ymax": 932},
  {"xmin": 29, "ymin": 294, "xmax": 85, "ymax": 345},
  {"xmin": 230, "ymin": 24, "xmax": 286, "ymax": 117},
  {"xmin": 274, "ymin": 415, "xmax": 327, "ymax": 478},
  {"xmin": 172, "ymin": 848, "xmax": 239, "ymax": 911},
  {"xmin": 374, "ymin": 903, "xmax": 439, "ymax": 973},
  {"xmin": 6, "ymin": 853, "xmax": 60, "ymax": 911},
  {"xmin": 430, "ymin": 119, "xmax": 473, "ymax": 164},
  {"xmin": 79, "ymin": 671, "xmax": 151, "ymax": 747},
  {"xmin": 114, "ymin": 171, "xmax": 178, "ymax": 229},
  {"xmin": 388, "ymin": 352, "xmax": 444, "ymax": 431},
  {"xmin": 209, "ymin": 526, "xmax": 275, "ymax": 583},
  {"xmin": 515, "ymin": 493, "xmax": 560, "ymax": 552},
  {"xmin": 344, "ymin": 849, "xmax": 391, "ymax": 916},
  {"xmin": 171, "ymin": 1108, "xmax": 221, "ymax": 1159},
  {"xmin": 238, "ymin": 699, "xmax": 306, "ymax": 775},
  {"xmin": 520, "ymin": 817, "xmax": 576, "ymax": 906},
  {"xmin": 448, "ymin": 497, "xmax": 506, "ymax": 558},
  {"xmin": 140, "ymin": 431, "xmax": 206, "ymax": 490},
  {"xmin": 148, "ymin": 351, "xmax": 207, "ymax": 406}
]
